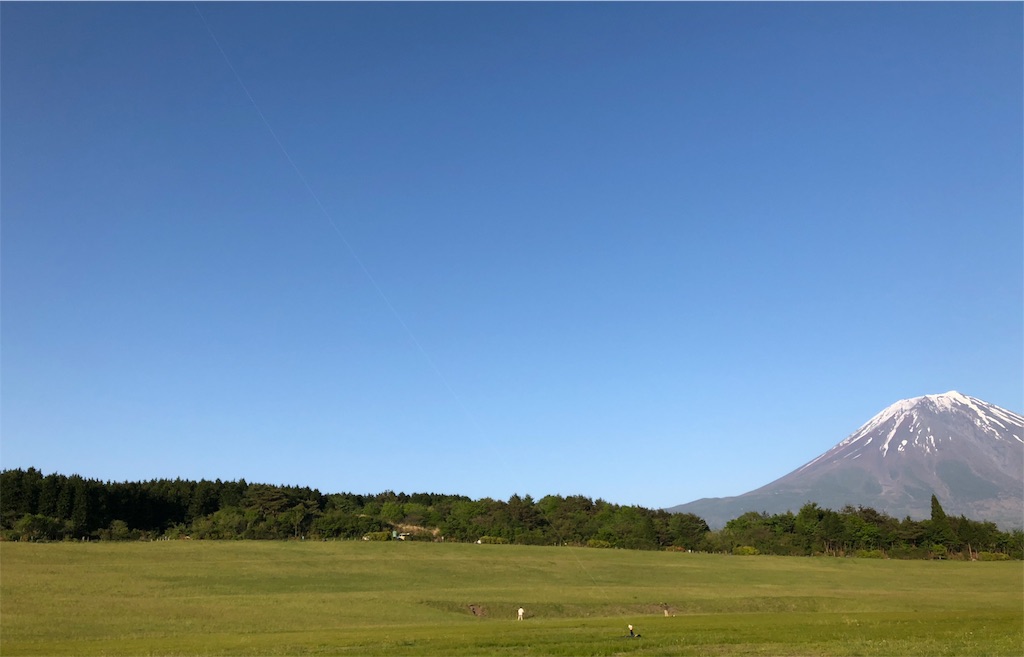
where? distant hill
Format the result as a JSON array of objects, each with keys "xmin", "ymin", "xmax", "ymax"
[{"xmin": 668, "ymin": 391, "xmax": 1024, "ymax": 530}]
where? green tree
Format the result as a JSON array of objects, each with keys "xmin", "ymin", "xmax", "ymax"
[
  {"xmin": 104, "ymin": 519, "xmax": 133, "ymax": 541},
  {"xmin": 815, "ymin": 508, "xmax": 845, "ymax": 555},
  {"xmin": 192, "ymin": 507, "xmax": 248, "ymax": 539},
  {"xmin": 69, "ymin": 476, "xmax": 91, "ymax": 536},
  {"xmin": 14, "ymin": 514, "xmax": 64, "ymax": 541},
  {"xmin": 380, "ymin": 501, "xmax": 404, "ymax": 524},
  {"xmin": 723, "ymin": 512, "xmax": 774, "ymax": 553},
  {"xmin": 954, "ymin": 517, "xmax": 1000, "ymax": 555},
  {"xmin": 37, "ymin": 474, "xmax": 63, "ymax": 517},
  {"xmin": 667, "ymin": 512, "xmax": 710, "ymax": 550},
  {"xmin": 599, "ymin": 506, "xmax": 657, "ymax": 550},
  {"xmin": 401, "ymin": 502, "xmax": 429, "ymax": 526},
  {"xmin": 187, "ymin": 480, "xmax": 219, "ymax": 522},
  {"xmin": 218, "ymin": 479, "xmax": 247, "ymax": 509},
  {"xmin": 243, "ymin": 485, "xmax": 290, "ymax": 519},
  {"xmin": 794, "ymin": 502, "xmax": 823, "ymax": 554},
  {"xmin": 926, "ymin": 494, "xmax": 957, "ymax": 549},
  {"xmin": 0, "ymin": 468, "xmax": 44, "ymax": 527},
  {"xmin": 538, "ymin": 495, "xmax": 597, "ymax": 545},
  {"xmin": 507, "ymin": 494, "xmax": 546, "ymax": 542},
  {"xmin": 284, "ymin": 500, "xmax": 319, "ymax": 538}
]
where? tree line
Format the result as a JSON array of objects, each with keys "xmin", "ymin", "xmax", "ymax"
[
  {"xmin": 1, "ymin": 468, "xmax": 1020, "ymax": 559},
  {"xmin": 715, "ymin": 496, "xmax": 1022, "ymax": 560}
]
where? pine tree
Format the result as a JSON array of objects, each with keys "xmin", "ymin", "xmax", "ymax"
[{"xmin": 927, "ymin": 494, "xmax": 956, "ymax": 552}]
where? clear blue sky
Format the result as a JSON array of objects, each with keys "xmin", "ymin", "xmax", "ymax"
[{"xmin": 2, "ymin": 2, "xmax": 1021, "ymax": 508}]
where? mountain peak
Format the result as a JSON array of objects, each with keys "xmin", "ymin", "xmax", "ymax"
[
  {"xmin": 915, "ymin": 390, "xmax": 975, "ymax": 410},
  {"xmin": 924, "ymin": 389, "xmax": 967, "ymax": 403},
  {"xmin": 882, "ymin": 390, "xmax": 968, "ymax": 414},
  {"xmin": 850, "ymin": 391, "xmax": 1021, "ymax": 449}
]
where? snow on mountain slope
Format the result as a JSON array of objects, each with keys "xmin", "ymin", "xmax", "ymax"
[
  {"xmin": 797, "ymin": 391, "xmax": 1023, "ymax": 473},
  {"xmin": 668, "ymin": 392, "xmax": 1024, "ymax": 530}
]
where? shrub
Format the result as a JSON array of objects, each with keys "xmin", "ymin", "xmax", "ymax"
[
  {"xmin": 888, "ymin": 545, "xmax": 930, "ymax": 560},
  {"xmin": 164, "ymin": 524, "xmax": 190, "ymax": 540},
  {"xmin": 977, "ymin": 551, "xmax": 1010, "ymax": 561},
  {"xmin": 586, "ymin": 539, "xmax": 613, "ymax": 549},
  {"xmin": 13, "ymin": 514, "xmax": 64, "ymax": 542},
  {"xmin": 363, "ymin": 531, "xmax": 391, "ymax": 541},
  {"xmin": 732, "ymin": 545, "xmax": 759, "ymax": 556},
  {"xmin": 855, "ymin": 549, "xmax": 886, "ymax": 559},
  {"xmin": 98, "ymin": 520, "xmax": 137, "ymax": 541},
  {"xmin": 477, "ymin": 536, "xmax": 508, "ymax": 544}
]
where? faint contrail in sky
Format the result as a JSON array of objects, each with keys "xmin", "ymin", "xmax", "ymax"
[{"xmin": 192, "ymin": 3, "xmax": 480, "ymax": 434}]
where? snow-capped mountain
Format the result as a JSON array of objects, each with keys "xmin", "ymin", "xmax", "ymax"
[{"xmin": 668, "ymin": 391, "xmax": 1024, "ymax": 530}]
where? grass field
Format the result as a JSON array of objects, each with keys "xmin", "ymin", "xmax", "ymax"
[{"xmin": 1, "ymin": 541, "xmax": 1021, "ymax": 656}]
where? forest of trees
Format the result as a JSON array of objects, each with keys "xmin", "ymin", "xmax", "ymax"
[{"xmin": 1, "ymin": 468, "xmax": 1021, "ymax": 560}]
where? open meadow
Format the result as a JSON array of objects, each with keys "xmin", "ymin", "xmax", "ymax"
[{"xmin": 1, "ymin": 540, "xmax": 1021, "ymax": 656}]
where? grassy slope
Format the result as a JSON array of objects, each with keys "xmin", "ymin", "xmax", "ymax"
[{"xmin": 1, "ymin": 541, "xmax": 1021, "ymax": 656}]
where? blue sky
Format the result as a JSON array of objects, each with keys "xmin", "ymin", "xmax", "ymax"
[{"xmin": 2, "ymin": 2, "xmax": 1021, "ymax": 509}]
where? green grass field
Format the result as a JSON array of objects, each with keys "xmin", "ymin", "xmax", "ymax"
[{"xmin": 1, "ymin": 541, "xmax": 1021, "ymax": 656}]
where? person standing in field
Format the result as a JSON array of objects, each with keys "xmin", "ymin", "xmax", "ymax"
[{"xmin": 517, "ymin": 607, "xmax": 524, "ymax": 621}]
